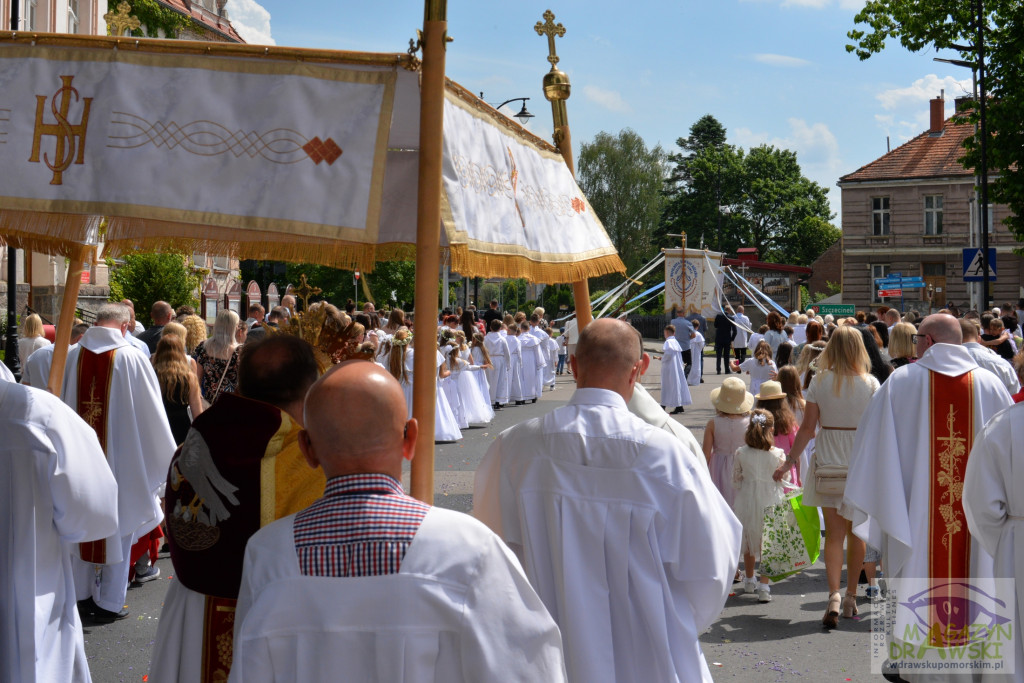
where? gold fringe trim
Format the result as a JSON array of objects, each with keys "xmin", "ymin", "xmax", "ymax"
[
  {"xmin": 0, "ymin": 210, "xmax": 97, "ymax": 258},
  {"xmin": 450, "ymin": 246, "xmax": 625, "ymax": 284}
]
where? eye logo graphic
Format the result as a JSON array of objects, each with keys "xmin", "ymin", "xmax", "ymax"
[
  {"xmin": 29, "ymin": 75, "xmax": 93, "ymax": 185},
  {"xmin": 901, "ymin": 581, "xmax": 1011, "ymax": 647}
]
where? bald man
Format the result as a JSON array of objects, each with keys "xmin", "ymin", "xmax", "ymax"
[
  {"xmin": 844, "ymin": 314, "xmax": 1013, "ymax": 678},
  {"xmin": 474, "ymin": 318, "xmax": 740, "ymax": 682},
  {"xmin": 229, "ymin": 362, "xmax": 565, "ymax": 682}
]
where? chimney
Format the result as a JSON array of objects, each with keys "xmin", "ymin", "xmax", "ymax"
[{"xmin": 929, "ymin": 90, "xmax": 945, "ymax": 135}]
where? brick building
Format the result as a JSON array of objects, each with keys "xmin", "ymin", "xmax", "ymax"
[{"xmin": 837, "ymin": 94, "xmax": 1022, "ymax": 312}]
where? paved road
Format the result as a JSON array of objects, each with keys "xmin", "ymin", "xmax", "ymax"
[{"xmin": 84, "ymin": 347, "xmax": 877, "ymax": 681}]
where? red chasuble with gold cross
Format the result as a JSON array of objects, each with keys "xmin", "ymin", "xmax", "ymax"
[
  {"xmin": 927, "ymin": 371, "xmax": 974, "ymax": 647},
  {"xmin": 75, "ymin": 348, "xmax": 116, "ymax": 563}
]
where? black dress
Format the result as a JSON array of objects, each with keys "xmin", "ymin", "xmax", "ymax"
[{"xmin": 163, "ymin": 393, "xmax": 192, "ymax": 445}]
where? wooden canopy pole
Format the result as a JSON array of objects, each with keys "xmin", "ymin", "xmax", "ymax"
[
  {"xmin": 536, "ymin": 10, "xmax": 592, "ymax": 330},
  {"xmin": 409, "ymin": 0, "xmax": 448, "ymax": 504},
  {"xmin": 46, "ymin": 245, "xmax": 90, "ymax": 395}
]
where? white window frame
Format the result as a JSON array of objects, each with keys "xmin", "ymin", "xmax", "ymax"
[
  {"xmin": 67, "ymin": 0, "xmax": 80, "ymax": 33},
  {"xmin": 871, "ymin": 264, "xmax": 891, "ymax": 304},
  {"xmin": 28, "ymin": 0, "xmax": 38, "ymax": 30},
  {"xmin": 872, "ymin": 197, "xmax": 891, "ymax": 236},
  {"xmin": 924, "ymin": 195, "xmax": 943, "ymax": 235}
]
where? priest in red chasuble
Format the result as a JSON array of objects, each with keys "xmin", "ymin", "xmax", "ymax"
[
  {"xmin": 60, "ymin": 303, "xmax": 177, "ymax": 622},
  {"xmin": 844, "ymin": 314, "xmax": 1013, "ymax": 672},
  {"xmin": 149, "ymin": 335, "xmax": 325, "ymax": 683}
]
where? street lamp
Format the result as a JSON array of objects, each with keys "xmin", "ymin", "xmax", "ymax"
[
  {"xmin": 932, "ymin": 1, "xmax": 991, "ymax": 309},
  {"xmin": 480, "ymin": 93, "xmax": 535, "ymax": 125}
]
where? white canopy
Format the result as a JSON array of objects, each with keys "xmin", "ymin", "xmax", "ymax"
[{"xmin": 0, "ymin": 32, "xmax": 623, "ymax": 284}]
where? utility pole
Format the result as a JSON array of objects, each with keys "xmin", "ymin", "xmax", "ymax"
[{"xmin": 5, "ymin": 1, "xmax": 23, "ymax": 379}]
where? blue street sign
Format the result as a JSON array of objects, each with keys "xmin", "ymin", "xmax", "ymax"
[{"xmin": 963, "ymin": 248, "xmax": 997, "ymax": 282}]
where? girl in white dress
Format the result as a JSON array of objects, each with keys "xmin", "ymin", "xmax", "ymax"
[
  {"xmin": 449, "ymin": 335, "xmax": 493, "ymax": 426},
  {"xmin": 470, "ymin": 333, "xmax": 494, "ymax": 407},
  {"xmin": 732, "ymin": 409, "xmax": 789, "ymax": 603},
  {"xmin": 389, "ymin": 328, "xmax": 462, "ymax": 442},
  {"xmin": 688, "ymin": 329, "xmax": 705, "ymax": 386},
  {"xmin": 731, "ymin": 340, "xmax": 777, "ymax": 395},
  {"xmin": 506, "ymin": 325, "xmax": 524, "ymax": 405}
]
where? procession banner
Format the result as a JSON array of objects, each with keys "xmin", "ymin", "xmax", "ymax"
[
  {"xmin": 440, "ymin": 88, "xmax": 623, "ymax": 283},
  {"xmin": 0, "ymin": 38, "xmax": 395, "ymax": 261},
  {"xmin": 0, "ymin": 35, "xmax": 624, "ymax": 283},
  {"xmin": 664, "ymin": 248, "xmax": 722, "ymax": 317}
]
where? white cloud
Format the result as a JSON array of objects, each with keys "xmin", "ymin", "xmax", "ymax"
[
  {"xmin": 753, "ymin": 53, "xmax": 812, "ymax": 67},
  {"xmin": 734, "ymin": 118, "xmax": 844, "ymax": 213},
  {"xmin": 875, "ymin": 73, "xmax": 973, "ymax": 110},
  {"xmin": 582, "ymin": 85, "xmax": 632, "ymax": 114},
  {"xmin": 873, "ymin": 74, "xmax": 973, "ymax": 141},
  {"xmin": 228, "ymin": 0, "xmax": 274, "ymax": 46}
]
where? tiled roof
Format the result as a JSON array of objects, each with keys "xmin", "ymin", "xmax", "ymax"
[
  {"xmin": 159, "ymin": 0, "xmax": 244, "ymax": 43},
  {"xmin": 838, "ymin": 115, "xmax": 974, "ymax": 184}
]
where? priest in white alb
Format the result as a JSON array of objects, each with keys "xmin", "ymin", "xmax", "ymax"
[
  {"xmin": 230, "ymin": 361, "xmax": 566, "ymax": 682},
  {"xmin": 658, "ymin": 323, "xmax": 692, "ymax": 413},
  {"xmin": 1, "ymin": 381, "xmax": 119, "ymax": 682},
  {"xmin": 844, "ymin": 314, "xmax": 1013, "ymax": 677},
  {"xmin": 61, "ymin": 303, "xmax": 177, "ymax": 622},
  {"xmin": 474, "ymin": 318, "xmax": 740, "ymax": 682},
  {"xmin": 963, "ymin": 402, "xmax": 1024, "ymax": 681}
]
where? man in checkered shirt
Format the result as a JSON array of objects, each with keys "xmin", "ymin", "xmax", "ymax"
[{"xmin": 229, "ymin": 361, "xmax": 566, "ymax": 682}]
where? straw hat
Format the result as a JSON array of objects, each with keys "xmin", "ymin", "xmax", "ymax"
[
  {"xmin": 710, "ymin": 377, "xmax": 754, "ymax": 414},
  {"xmin": 754, "ymin": 380, "xmax": 786, "ymax": 401}
]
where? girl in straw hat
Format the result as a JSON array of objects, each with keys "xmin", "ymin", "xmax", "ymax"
[
  {"xmin": 754, "ymin": 380, "xmax": 800, "ymax": 485},
  {"xmin": 702, "ymin": 376, "xmax": 754, "ymax": 511}
]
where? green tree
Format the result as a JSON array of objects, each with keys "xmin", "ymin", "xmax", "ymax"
[
  {"xmin": 661, "ymin": 115, "xmax": 745, "ymax": 252},
  {"xmin": 662, "ymin": 118, "xmax": 836, "ymax": 264},
  {"xmin": 276, "ymin": 261, "xmax": 418, "ymax": 310},
  {"xmin": 737, "ymin": 145, "xmax": 834, "ymax": 263},
  {"xmin": 107, "ymin": 252, "xmax": 200, "ymax": 326},
  {"xmin": 847, "ymin": 0, "xmax": 1024, "ymax": 247},
  {"xmin": 577, "ymin": 129, "xmax": 667, "ymax": 278}
]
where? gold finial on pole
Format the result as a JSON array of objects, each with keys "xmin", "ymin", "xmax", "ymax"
[
  {"xmin": 534, "ymin": 9, "xmax": 592, "ymax": 330},
  {"xmin": 104, "ymin": 1, "xmax": 141, "ymax": 36},
  {"xmin": 534, "ymin": 9, "xmax": 565, "ymax": 69}
]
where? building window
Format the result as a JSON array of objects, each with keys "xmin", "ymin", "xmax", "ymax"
[
  {"xmin": 68, "ymin": 0, "xmax": 80, "ymax": 33},
  {"xmin": 28, "ymin": 0, "xmax": 38, "ymax": 30},
  {"xmin": 924, "ymin": 195, "xmax": 943, "ymax": 235},
  {"xmin": 872, "ymin": 197, "xmax": 891, "ymax": 236},
  {"xmin": 212, "ymin": 255, "xmax": 230, "ymax": 271},
  {"xmin": 871, "ymin": 264, "xmax": 890, "ymax": 304},
  {"xmin": 193, "ymin": 252, "xmax": 208, "ymax": 269}
]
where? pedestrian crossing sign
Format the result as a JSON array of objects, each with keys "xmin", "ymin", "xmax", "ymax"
[{"xmin": 962, "ymin": 248, "xmax": 997, "ymax": 282}]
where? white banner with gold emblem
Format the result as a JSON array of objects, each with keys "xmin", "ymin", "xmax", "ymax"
[
  {"xmin": 0, "ymin": 44, "xmax": 394, "ymax": 246},
  {"xmin": 664, "ymin": 248, "xmax": 723, "ymax": 317},
  {"xmin": 441, "ymin": 92, "xmax": 620, "ymax": 282}
]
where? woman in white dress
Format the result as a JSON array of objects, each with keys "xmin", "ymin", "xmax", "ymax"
[{"xmin": 773, "ymin": 325, "xmax": 879, "ymax": 629}]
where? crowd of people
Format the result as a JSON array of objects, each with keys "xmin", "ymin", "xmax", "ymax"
[{"xmin": 2, "ymin": 292, "xmax": 1023, "ymax": 682}]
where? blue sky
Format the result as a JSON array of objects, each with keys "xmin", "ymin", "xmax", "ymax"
[{"xmin": 227, "ymin": 0, "xmax": 973, "ymax": 224}]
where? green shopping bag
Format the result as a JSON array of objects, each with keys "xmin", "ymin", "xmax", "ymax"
[{"xmin": 759, "ymin": 490, "xmax": 820, "ymax": 582}]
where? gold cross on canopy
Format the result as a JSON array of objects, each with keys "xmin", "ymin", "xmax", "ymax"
[
  {"xmin": 104, "ymin": 2, "xmax": 141, "ymax": 36},
  {"xmin": 293, "ymin": 273, "xmax": 322, "ymax": 312},
  {"xmin": 534, "ymin": 9, "xmax": 566, "ymax": 69}
]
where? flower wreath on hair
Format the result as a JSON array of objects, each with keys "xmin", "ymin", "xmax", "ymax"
[
  {"xmin": 391, "ymin": 334, "xmax": 413, "ymax": 348},
  {"xmin": 750, "ymin": 413, "xmax": 768, "ymax": 426}
]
